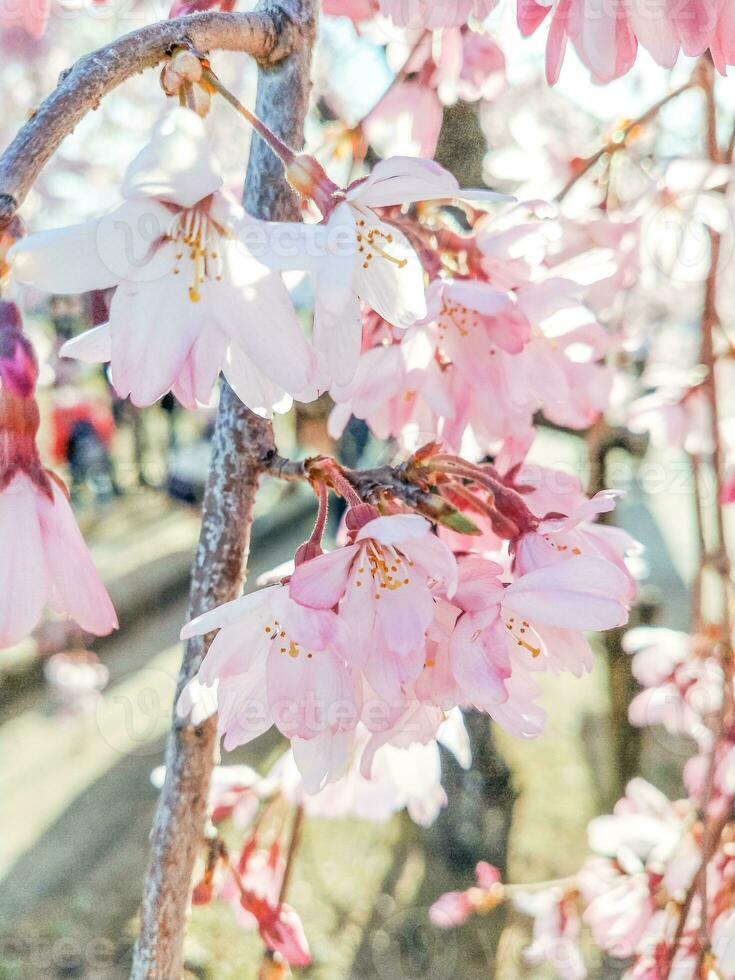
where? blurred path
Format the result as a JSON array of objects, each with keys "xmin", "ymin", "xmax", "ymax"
[{"xmin": 0, "ymin": 496, "xmax": 316, "ymax": 980}]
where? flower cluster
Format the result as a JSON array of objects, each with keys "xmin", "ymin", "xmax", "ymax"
[
  {"xmin": 431, "ymin": 775, "xmax": 735, "ymax": 978},
  {"xmin": 324, "ymin": 0, "xmax": 734, "ymax": 86},
  {"xmin": 328, "ymin": 201, "xmax": 615, "ymax": 459},
  {"xmin": 181, "ymin": 465, "xmax": 634, "ymax": 789}
]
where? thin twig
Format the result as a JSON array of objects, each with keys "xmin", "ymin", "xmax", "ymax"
[{"xmin": 556, "ymin": 80, "xmax": 695, "ymax": 203}]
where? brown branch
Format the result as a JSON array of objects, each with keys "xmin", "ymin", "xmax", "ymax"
[
  {"xmin": 0, "ymin": 5, "xmax": 309, "ymax": 230},
  {"xmin": 131, "ymin": 1, "xmax": 317, "ymax": 976},
  {"xmin": 264, "ymin": 452, "xmax": 447, "ymax": 514}
]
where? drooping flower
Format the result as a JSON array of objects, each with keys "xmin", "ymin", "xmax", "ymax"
[
  {"xmin": 447, "ymin": 553, "xmax": 631, "ymax": 695},
  {"xmin": 277, "ymin": 156, "xmax": 509, "ymax": 385},
  {"xmin": 270, "ymin": 709, "xmax": 471, "ymax": 821},
  {"xmin": 514, "ymin": 489, "xmax": 639, "ymax": 604},
  {"xmin": 430, "ymin": 860, "xmax": 504, "ymax": 928},
  {"xmin": 179, "ymin": 584, "xmax": 360, "ymax": 750},
  {"xmin": 0, "ymin": 304, "xmax": 117, "ymax": 648},
  {"xmin": 288, "ymin": 511, "xmax": 457, "ymax": 697},
  {"xmin": 513, "ymin": 885, "xmax": 587, "ymax": 980},
  {"xmin": 518, "ymin": 0, "xmax": 728, "ymax": 85},
  {"xmin": 0, "ymin": 474, "xmax": 118, "ymax": 648},
  {"xmin": 10, "ymin": 108, "xmax": 320, "ymax": 415},
  {"xmin": 0, "ymin": 0, "xmax": 51, "ymax": 38},
  {"xmin": 381, "ymin": 0, "xmax": 499, "ymax": 29}
]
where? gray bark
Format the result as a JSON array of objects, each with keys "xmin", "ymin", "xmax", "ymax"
[{"xmin": 131, "ymin": 2, "xmax": 316, "ymax": 976}]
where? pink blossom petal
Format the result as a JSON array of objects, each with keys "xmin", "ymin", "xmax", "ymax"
[
  {"xmin": 288, "ymin": 544, "xmax": 358, "ymax": 609},
  {"xmin": 503, "ymin": 557, "xmax": 630, "ymax": 631},
  {"xmin": 0, "ymin": 478, "xmax": 47, "ymax": 648},
  {"xmin": 37, "ymin": 483, "xmax": 118, "ymax": 637}
]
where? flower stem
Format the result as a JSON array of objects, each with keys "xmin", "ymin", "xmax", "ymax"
[
  {"xmin": 308, "ymin": 481, "xmax": 329, "ymax": 546},
  {"xmin": 202, "ymin": 67, "xmax": 295, "ymax": 166},
  {"xmin": 278, "ymin": 805, "xmax": 304, "ymax": 906}
]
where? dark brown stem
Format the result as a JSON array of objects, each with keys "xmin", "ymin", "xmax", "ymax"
[
  {"xmin": 263, "ymin": 453, "xmax": 452, "ymax": 518},
  {"xmin": 131, "ymin": 2, "xmax": 317, "ymax": 976}
]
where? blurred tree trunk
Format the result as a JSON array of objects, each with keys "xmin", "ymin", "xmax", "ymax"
[{"xmin": 434, "ymin": 99, "xmax": 516, "ymax": 880}]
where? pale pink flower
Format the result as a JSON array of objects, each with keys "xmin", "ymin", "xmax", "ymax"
[
  {"xmin": 271, "ymin": 709, "xmax": 470, "ymax": 820},
  {"xmin": 513, "ymin": 886, "xmax": 587, "ymax": 980},
  {"xmin": 519, "ymin": 0, "xmax": 724, "ymax": 84},
  {"xmin": 328, "ymin": 323, "xmax": 457, "ymax": 451},
  {"xmin": 583, "ymin": 873, "xmax": 655, "ymax": 958},
  {"xmin": 0, "ymin": 0, "xmax": 50, "ymax": 38},
  {"xmin": 0, "ymin": 474, "xmax": 117, "ymax": 648},
  {"xmin": 429, "ymin": 889, "xmax": 474, "ymax": 928},
  {"xmin": 449, "ymin": 553, "xmax": 631, "ymax": 689},
  {"xmin": 179, "ymin": 584, "xmax": 360, "ymax": 748},
  {"xmin": 363, "ymin": 82, "xmax": 444, "ymax": 159},
  {"xmin": 10, "ymin": 108, "xmax": 319, "ymax": 415},
  {"xmin": 380, "ymin": 0, "xmax": 499, "ymax": 29},
  {"xmin": 432, "ymin": 29, "xmax": 506, "ymax": 105},
  {"xmin": 289, "ymin": 512, "xmax": 457, "ymax": 698},
  {"xmin": 514, "ymin": 489, "xmax": 639, "ymax": 604},
  {"xmin": 625, "ymin": 629, "xmax": 722, "ymax": 744},
  {"xmin": 430, "ymin": 861, "xmax": 503, "ymax": 928},
  {"xmin": 283, "ymin": 157, "xmax": 508, "ymax": 385}
]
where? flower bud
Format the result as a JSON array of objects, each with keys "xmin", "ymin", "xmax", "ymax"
[
  {"xmin": 161, "ymin": 49, "xmax": 204, "ymax": 95},
  {"xmin": 294, "ymin": 540, "xmax": 323, "ymax": 566},
  {"xmin": 285, "ymin": 155, "xmax": 339, "ymax": 216},
  {"xmin": 0, "ymin": 301, "xmax": 38, "ymax": 399},
  {"xmin": 344, "ymin": 503, "xmax": 380, "ymax": 531},
  {"xmin": 191, "ymin": 879, "xmax": 214, "ymax": 905}
]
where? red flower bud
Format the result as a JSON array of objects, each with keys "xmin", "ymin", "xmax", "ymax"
[
  {"xmin": 0, "ymin": 302, "xmax": 38, "ymax": 399},
  {"xmin": 344, "ymin": 503, "xmax": 380, "ymax": 531}
]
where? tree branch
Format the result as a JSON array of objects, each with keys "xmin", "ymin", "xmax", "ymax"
[
  {"xmin": 0, "ymin": 4, "xmax": 309, "ymax": 229},
  {"xmin": 131, "ymin": 1, "xmax": 317, "ymax": 976}
]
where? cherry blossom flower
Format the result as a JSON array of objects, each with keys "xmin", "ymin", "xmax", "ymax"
[
  {"xmin": 280, "ymin": 156, "xmax": 509, "ymax": 385},
  {"xmin": 270, "ymin": 709, "xmax": 470, "ymax": 820},
  {"xmin": 625, "ymin": 626, "xmax": 723, "ymax": 744},
  {"xmin": 0, "ymin": 0, "xmax": 50, "ymax": 38},
  {"xmin": 449, "ymin": 553, "xmax": 631, "ymax": 689},
  {"xmin": 1, "ymin": 304, "xmax": 117, "ymax": 649},
  {"xmin": 513, "ymin": 886, "xmax": 587, "ymax": 980},
  {"xmin": 430, "ymin": 861, "xmax": 503, "ymax": 928},
  {"xmin": 289, "ymin": 511, "xmax": 457, "ymax": 697},
  {"xmin": 579, "ymin": 780, "xmax": 700, "ymax": 960},
  {"xmin": 215, "ymin": 855, "xmax": 311, "ymax": 966},
  {"xmin": 432, "ymin": 29, "xmax": 506, "ymax": 105},
  {"xmin": 0, "ymin": 474, "xmax": 118, "ymax": 648},
  {"xmin": 10, "ymin": 108, "xmax": 320, "ymax": 414},
  {"xmin": 514, "ymin": 489, "xmax": 639, "ymax": 603},
  {"xmin": 179, "ymin": 583, "xmax": 360, "ymax": 751},
  {"xmin": 363, "ymin": 82, "xmax": 444, "ymax": 159},
  {"xmin": 381, "ymin": 0, "xmax": 499, "ymax": 29},
  {"xmin": 519, "ymin": 0, "xmax": 728, "ymax": 84}
]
